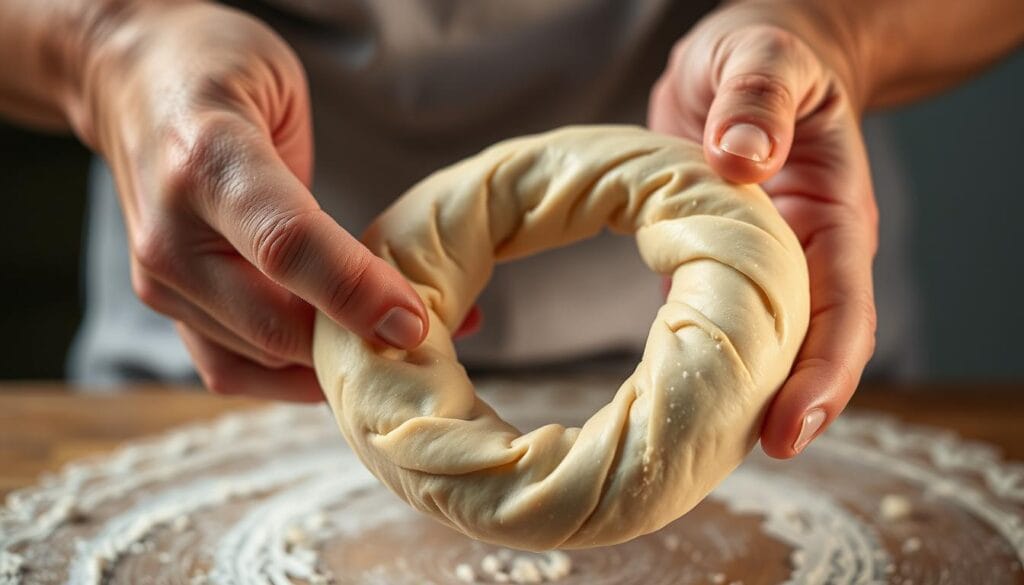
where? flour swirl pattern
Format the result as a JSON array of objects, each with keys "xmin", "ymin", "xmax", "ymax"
[
  {"xmin": 313, "ymin": 125, "xmax": 810, "ymax": 549},
  {"xmin": 3, "ymin": 383, "xmax": 1023, "ymax": 585}
]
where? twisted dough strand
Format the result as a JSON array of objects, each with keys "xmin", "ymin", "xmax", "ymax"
[{"xmin": 313, "ymin": 125, "xmax": 809, "ymax": 550}]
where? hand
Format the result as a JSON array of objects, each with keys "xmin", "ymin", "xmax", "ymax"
[
  {"xmin": 72, "ymin": 3, "xmax": 428, "ymax": 401},
  {"xmin": 649, "ymin": 1, "xmax": 878, "ymax": 457}
]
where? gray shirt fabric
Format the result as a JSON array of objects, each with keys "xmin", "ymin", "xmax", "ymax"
[{"xmin": 68, "ymin": 0, "xmax": 918, "ymax": 385}]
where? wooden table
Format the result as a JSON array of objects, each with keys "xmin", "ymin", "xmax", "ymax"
[{"xmin": 1, "ymin": 382, "xmax": 1022, "ymax": 498}]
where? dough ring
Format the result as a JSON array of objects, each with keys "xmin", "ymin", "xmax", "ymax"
[{"xmin": 313, "ymin": 125, "xmax": 809, "ymax": 550}]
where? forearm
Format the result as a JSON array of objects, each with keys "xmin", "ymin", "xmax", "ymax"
[
  {"xmin": 782, "ymin": 0, "xmax": 1024, "ymax": 109},
  {"xmin": 0, "ymin": 0, "xmax": 110, "ymax": 131},
  {"xmin": 0, "ymin": 0, "xmax": 190, "ymax": 138}
]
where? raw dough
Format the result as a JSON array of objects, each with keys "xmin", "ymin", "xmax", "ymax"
[{"xmin": 312, "ymin": 126, "xmax": 809, "ymax": 550}]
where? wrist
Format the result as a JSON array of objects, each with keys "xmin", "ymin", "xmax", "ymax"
[
  {"xmin": 787, "ymin": 0, "xmax": 878, "ymax": 113},
  {"xmin": 59, "ymin": 0, "xmax": 205, "ymax": 149}
]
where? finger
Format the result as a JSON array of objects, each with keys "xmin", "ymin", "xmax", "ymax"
[
  {"xmin": 134, "ymin": 236, "xmax": 317, "ymax": 366},
  {"xmin": 700, "ymin": 26, "xmax": 827, "ymax": 184},
  {"xmin": 173, "ymin": 115, "xmax": 428, "ymax": 350},
  {"xmin": 131, "ymin": 263, "xmax": 296, "ymax": 368},
  {"xmin": 177, "ymin": 323, "xmax": 325, "ymax": 402},
  {"xmin": 453, "ymin": 305, "xmax": 483, "ymax": 339},
  {"xmin": 760, "ymin": 222, "xmax": 877, "ymax": 459}
]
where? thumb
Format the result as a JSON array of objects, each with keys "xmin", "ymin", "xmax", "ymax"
[
  {"xmin": 188, "ymin": 116, "xmax": 429, "ymax": 350},
  {"xmin": 702, "ymin": 27, "xmax": 818, "ymax": 184},
  {"xmin": 254, "ymin": 207, "xmax": 429, "ymax": 351}
]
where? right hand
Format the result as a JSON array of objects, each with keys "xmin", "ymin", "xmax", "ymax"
[
  {"xmin": 70, "ymin": 3, "xmax": 428, "ymax": 401},
  {"xmin": 648, "ymin": 2, "xmax": 879, "ymax": 458}
]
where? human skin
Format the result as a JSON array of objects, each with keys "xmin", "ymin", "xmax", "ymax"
[
  {"xmin": 0, "ymin": 0, "xmax": 434, "ymax": 401},
  {"xmin": 0, "ymin": 1, "xmax": 1021, "ymax": 437},
  {"xmin": 649, "ymin": 0, "xmax": 1024, "ymax": 457}
]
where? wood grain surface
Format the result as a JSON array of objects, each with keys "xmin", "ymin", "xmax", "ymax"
[{"xmin": 1, "ymin": 382, "xmax": 1021, "ymax": 498}]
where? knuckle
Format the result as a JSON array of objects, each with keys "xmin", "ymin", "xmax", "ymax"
[
  {"xmin": 722, "ymin": 71, "xmax": 794, "ymax": 114},
  {"xmin": 802, "ymin": 355, "xmax": 858, "ymax": 398},
  {"xmin": 194, "ymin": 351, "xmax": 238, "ymax": 396},
  {"xmin": 251, "ymin": 209, "xmax": 319, "ymax": 280},
  {"xmin": 131, "ymin": 271, "xmax": 168, "ymax": 313},
  {"xmin": 748, "ymin": 24, "xmax": 804, "ymax": 57},
  {"xmin": 200, "ymin": 365, "xmax": 234, "ymax": 395},
  {"xmin": 131, "ymin": 226, "xmax": 178, "ymax": 280},
  {"xmin": 324, "ymin": 252, "xmax": 372, "ymax": 318},
  {"xmin": 832, "ymin": 360, "xmax": 860, "ymax": 398},
  {"xmin": 849, "ymin": 292, "xmax": 878, "ymax": 352},
  {"xmin": 161, "ymin": 148, "xmax": 200, "ymax": 199},
  {"xmin": 176, "ymin": 325, "xmax": 236, "ymax": 395},
  {"xmin": 250, "ymin": 316, "xmax": 302, "ymax": 360},
  {"xmin": 162, "ymin": 116, "xmax": 246, "ymax": 202},
  {"xmin": 186, "ymin": 341, "xmax": 233, "ymax": 395}
]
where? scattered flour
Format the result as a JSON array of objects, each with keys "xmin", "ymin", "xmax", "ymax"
[
  {"xmin": 455, "ymin": 563, "xmax": 476, "ymax": 583},
  {"xmin": 662, "ymin": 533, "xmax": 681, "ymax": 552},
  {"xmin": 3, "ymin": 401, "xmax": 1024, "ymax": 585},
  {"xmin": 880, "ymin": 494, "xmax": 913, "ymax": 521},
  {"xmin": 465, "ymin": 550, "xmax": 572, "ymax": 584},
  {"xmin": 901, "ymin": 537, "xmax": 922, "ymax": 554}
]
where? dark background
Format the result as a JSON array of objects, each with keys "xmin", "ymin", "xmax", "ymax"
[{"xmin": 0, "ymin": 50, "xmax": 1022, "ymax": 381}]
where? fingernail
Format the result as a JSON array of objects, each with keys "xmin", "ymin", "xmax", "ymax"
[
  {"xmin": 374, "ymin": 307, "xmax": 424, "ymax": 349},
  {"xmin": 793, "ymin": 408, "xmax": 827, "ymax": 453},
  {"xmin": 718, "ymin": 123, "xmax": 772, "ymax": 162}
]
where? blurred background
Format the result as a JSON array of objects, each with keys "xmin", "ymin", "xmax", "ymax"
[{"xmin": 0, "ymin": 49, "xmax": 1021, "ymax": 382}]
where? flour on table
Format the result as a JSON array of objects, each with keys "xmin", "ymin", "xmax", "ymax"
[
  {"xmin": 880, "ymin": 494, "xmax": 913, "ymax": 521},
  {"xmin": 1, "ymin": 376, "xmax": 1022, "ymax": 585}
]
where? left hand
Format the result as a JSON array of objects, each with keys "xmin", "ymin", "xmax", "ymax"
[{"xmin": 649, "ymin": 1, "xmax": 879, "ymax": 458}]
